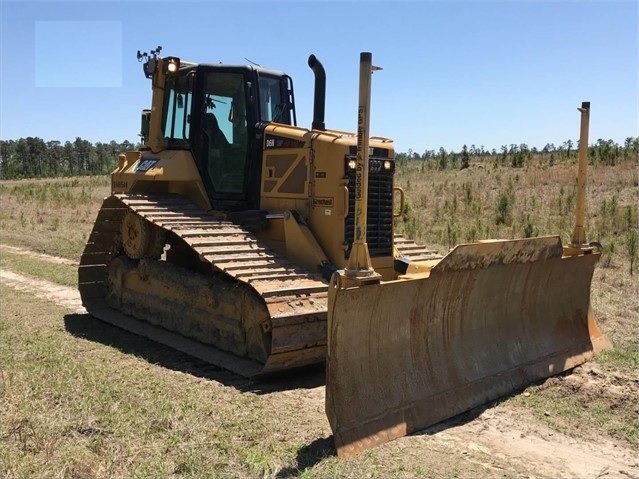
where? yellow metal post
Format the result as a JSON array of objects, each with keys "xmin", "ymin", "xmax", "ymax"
[
  {"xmin": 147, "ymin": 58, "xmax": 168, "ymax": 154},
  {"xmin": 344, "ymin": 52, "xmax": 381, "ymax": 281},
  {"xmin": 570, "ymin": 101, "xmax": 590, "ymax": 247}
]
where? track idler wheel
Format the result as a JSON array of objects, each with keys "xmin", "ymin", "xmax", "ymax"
[{"xmin": 121, "ymin": 210, "xmax": 165, "ymax": 259}]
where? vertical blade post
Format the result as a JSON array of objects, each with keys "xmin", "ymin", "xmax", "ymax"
[
  {"xmin": 344, "ymin": 52, "xmax": 381, "ymax": 282},
  {"xmin": 570, "ymin": 101, "xmax": 591, "ymax": 248}
]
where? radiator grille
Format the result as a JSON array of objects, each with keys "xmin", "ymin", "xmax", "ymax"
[{"xmin": 344, "ymin": 157, "xmax": 394, "ymax": 258}]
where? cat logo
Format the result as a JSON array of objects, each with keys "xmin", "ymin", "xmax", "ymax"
[{"xmin": 135, "ymin": 158, "xmax": 159, "ymax": 172}]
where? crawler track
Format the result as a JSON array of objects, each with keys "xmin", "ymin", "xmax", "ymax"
[
  {"xmin": 394, "ymin": 235, "xmax": 443, "ymax": 262},
  {"xmin": 79, "ymin": 194, "xmax": 439, "ymax": 377}
]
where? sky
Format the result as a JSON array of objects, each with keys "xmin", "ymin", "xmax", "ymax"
[{"xmin": 0, "ymin": 0, "xmax": 637, "ymax": 154}]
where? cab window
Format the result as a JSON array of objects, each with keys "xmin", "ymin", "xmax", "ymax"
[
  {"xmin": 258, "ymin": 75, "xmax": 291, "ymax": 125},
  {"xmin": 163, "ymin": 74, "xmax": 193, "ymax": 142}
]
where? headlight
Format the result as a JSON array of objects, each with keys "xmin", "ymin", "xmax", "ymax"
[
  {"xmin": 164, "ymin": 57, "xmax": 180, "ymax": 74},
  {"xmin": 384, "ymin": 160, "xmax": 392, "ymax": 170},
  {"xmin": 348, "ymin": 159, "xmax": 357, "ymax": 170}
]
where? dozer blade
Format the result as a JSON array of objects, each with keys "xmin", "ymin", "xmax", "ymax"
[{"xmin": 326, "ymin": 236, "xmax": 610, "ymax": 456}]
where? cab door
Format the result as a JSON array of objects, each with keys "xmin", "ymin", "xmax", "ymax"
[{"xmin": 194, "ymin": 68, "xmax": 256, "ymax": 210}]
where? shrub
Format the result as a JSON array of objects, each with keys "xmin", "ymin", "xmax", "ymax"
[
  {"xmin": 465, "ymin": 225, "xmax": 478, "ymax": 242},
  {"xmin": 462, "ymin": 182, "xmax": 473, "ymax": 208},
  {"xmin": 446, "ymin": 222, "xmax": 459, "ymax": 248},
  {"xmin": 495, "ymin": 193, "xmax": 512, "ymax": 225},
  {"xmin": 523, "ymin": 214, "xmax": 539, "ymax": 238},
  {"xmin": 601, "ymin": 241, "xmax": 616, "ymax": 268}
]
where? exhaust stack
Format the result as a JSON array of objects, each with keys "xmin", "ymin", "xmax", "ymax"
[{"xmin": 308, "ymin": 54, "xmax": 326, "ymax": 131}]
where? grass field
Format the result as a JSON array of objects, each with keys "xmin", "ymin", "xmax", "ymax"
[{"xmin": 1, "ymin": 159, "xmax": 637, "ymax": 478}]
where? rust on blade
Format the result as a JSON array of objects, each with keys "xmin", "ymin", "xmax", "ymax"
[{"xmin": 326, "ymin": 237, "xmax": 610, "ymax": 456}]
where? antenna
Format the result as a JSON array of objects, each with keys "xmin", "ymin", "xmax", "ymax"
[
  {"xmin": 137, "ymin": 46, "xmax": 163, "ymax": 62},
  {"xmin": 244, "ymin": 57, "xmax": 261, "ymax": 67}
]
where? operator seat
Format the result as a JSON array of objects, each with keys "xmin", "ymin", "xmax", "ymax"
[
  {"xmin": 203, "ymin": 112, "xmax": 235, "ymax": 191},
  {"xmin": 204, "ymin": 112, "xmax": 230, "ymax": 149}
]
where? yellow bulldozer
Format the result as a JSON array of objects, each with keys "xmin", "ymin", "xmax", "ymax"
[{"xmin": 79, "ymin": 47, "xmax": 610, "ymax": 456}]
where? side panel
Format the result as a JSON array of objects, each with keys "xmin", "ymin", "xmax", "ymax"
[
  {"xmin": 307, "ymin": 133, "xmax": 351, "ymax": 268},
  {"xmin": 325, "ymin": 237, "xmax": 610, "ymax": 456},
  {"xmin": 111, "ymin": 149, "xmax": 211, "ymax": 210},
  {"xmin": 260, "ymin": 124, "xmax": 312, "ymax": 214}
]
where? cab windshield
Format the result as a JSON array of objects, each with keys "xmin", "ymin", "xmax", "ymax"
[{"xmin": 258, "ymin": 75, "xmax": 292, "ymax": 125}]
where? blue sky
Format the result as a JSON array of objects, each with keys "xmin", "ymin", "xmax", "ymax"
[{"xmin": 1, "ymin": 1, "xmax": 637, "ymax": 153}]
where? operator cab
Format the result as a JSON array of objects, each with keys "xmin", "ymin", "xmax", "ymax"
[{"xmin": 159, "ymin": 63, "xmax": 297, "ymax": 211}]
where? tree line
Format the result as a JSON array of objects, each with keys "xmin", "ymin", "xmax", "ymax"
[
  {"xmin": 0, "ymin": 137, "xmax": 138, "ymax": 180},
  {"xmin": 0, "ymin": 136, "xmax": 637, "ymax": 180},
  {"xmin": 396, "ymin": 137, "xmax": 639, "ymax": 170}
]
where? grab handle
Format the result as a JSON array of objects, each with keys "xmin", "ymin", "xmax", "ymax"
[{"xmin": 393, "ymin": 187, "xmax": 405, "ymax": 218}]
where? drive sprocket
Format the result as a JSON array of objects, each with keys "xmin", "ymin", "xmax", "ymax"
[{"xmin": 120, "ymin": 210, "xmax": 165, "ymax": 259}]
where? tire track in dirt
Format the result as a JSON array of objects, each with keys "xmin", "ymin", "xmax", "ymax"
[
  {"xmin": 420, "ymin": 406, "xmax": 639, "ymax": 479},
  {"xmin": 1, "ymin": 246, "xmax": 638, "ymax": 478},
  {"xmin": 0, "ymin": 269, "xmax": 85, "ymax": 314},
  {"xmin": 0, "ymin": 244, "xmax": 79, "ymax": 266}
]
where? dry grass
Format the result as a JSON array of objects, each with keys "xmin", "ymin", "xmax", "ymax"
[
  {"xmin": 0, "ymin": 176, "xmax": 110, "ymax": 259},
  {"xmin": 0, "ymin": 163, "xmax": 637, "ymax": 477},
  {"xmin": 396, "ymin": 159, "xmax": 637, "ymax": 252}
]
